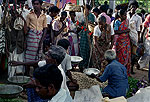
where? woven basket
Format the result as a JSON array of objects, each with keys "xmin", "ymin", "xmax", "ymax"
[{"xmin": 64, "ymin": 4, "xmax": 81, "ymax": 12}]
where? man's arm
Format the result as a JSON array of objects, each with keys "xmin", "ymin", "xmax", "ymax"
[{"xmin": 9, "ymin": 61, "xmax": 39, "ymax": 67}]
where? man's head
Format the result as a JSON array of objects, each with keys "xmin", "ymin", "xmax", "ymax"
[
  {"xmin": 118, "ymin": 9, "xmax": 127, "ymax": 21},
  {"xmin": 92, "ymin": 7, "xmax": 100, "ymax": 17},
  {"xmin": 84, "ymin": 4, "xmax": 91, "ymax": 15},
  {"xmin": 104, "ymin": 50, "xmax": 116, "ymax": 62},
  {"xmin": 34, "ymin": 64, "xmax": 63, "ymax": 99},
  {"xmin": 46, "ymin": 45, "xmax": 66, "ymax": 65},
  {"xmin": 48, "ymin": 6, "xmax": 60, "ymax": 17},
  {"xmin": 69, "ymin": 11, "xmax": 76, "ymax": 20},
  {"xmin": 129, "ymin": 1, "xmax": 139, "ymax": 14},
  {"xmin": 57, "ymin": 39, "xmax": 70, "ymax": 51},
  {"xmin": 32, "ymin": 0, "xmax": 43, "ymax": 11},
  {"xmin": 107, "ymin": 8, "xmax": 113, "ymax": 18},
  {"xmin": 60, "ymin": 11, "xmax": 67, "ymax": 22}
]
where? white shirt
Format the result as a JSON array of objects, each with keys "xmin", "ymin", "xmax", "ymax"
[
  {"xmin": 0, "ymin": 6, "xmax": 2, "ymax": 24},
  {"xmin": 110, "ymin": 20, "xmax": 115, "ymax": 35},
  {"xmin": 61, "ymin": 54, "xmax": 72, "ymax": 73},
  {"xmin": 38, "ymin": 61, "xmax": 70, "ymax": 93},
  {"xmin": 48, "ymin": 88, "xmax": 72, "ymax": 102},
  {"xmin": 93, "ymin": 25, "xmax": 114, "ymax": 37},
  {"xmin": 127, "ymin": 13, "xmax": 142, "ymax": 32},
  {"xmin": 93, "ymin": 25, "xmax": 101, "ymax": 37},
  {"xmin": 127, "ymin": 13, "xmax": 142, "ymax": 45},
  {"xmin": 46, "ymin": 15, "xmax": 52, "ymax": 25},
  {"xmin": 22, "ymin": 8, "xmax": 30, "ymax": 20}
]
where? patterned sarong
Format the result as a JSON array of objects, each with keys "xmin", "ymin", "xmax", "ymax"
[{"xmin": 25, "ymin": 29, "xmax": 43, "ymax": 62}]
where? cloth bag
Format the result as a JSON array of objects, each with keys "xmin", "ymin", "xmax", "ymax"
[
  {"xmin": 129, "ymin": 21, "xmax": 138, "ymax": 46},
  {"xmin": 73, "ymin": 85, "xmax": 103, "ymax": 102}
]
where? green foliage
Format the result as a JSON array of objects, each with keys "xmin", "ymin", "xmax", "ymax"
[
  {"xmin": 97, "ymin": 0, "xmax": 149, "ymax": 12},
  {"xmin": 126, "ymin": 77, "xmax": 138, "ymax": 98}
]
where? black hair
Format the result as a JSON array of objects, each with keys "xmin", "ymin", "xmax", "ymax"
[
  {"xmin": 141, "ymin": 9, "xmax": 146, "ymax": 14},
  {"xmin": 128, "ymin": 0, "xmax": 139, "ymax": 8},
  {"xmin": 118, "ymin": 9, "xmax": 126, "ymax": 17},
  {"xmin": 57, "ymin": 39, "xmax": 70, "ymax": 50},
  {"xmin": 34, "ymin": 64, "xmax": 63, "ymax": 90},
  {"xmin": 67, "ymin": 2, "xmax": 72, "ymax": 4},
  {"xmin": 61, "ymin": 11, "xmax": 67, "ymax": 17},
  {"xmin": 85, "ymin": 4, "xmax": 91, "ymax": 11},
  {"xmin": 107, "ymin": 8, "xmax": 113, "ymax": 15},
  {"xmin": 69, "ymin": 11, "xmax": 76, "ymax": 16},
  {"xmin": 100, "ymin": 5, "xmax": 107, "ymax": 13},
  {"xmin": 98, "ymin": 15, "xmax": 106, "ymax": 24},
  {"xmin": 32, "ymin": 0, "xmax": 43, "ymax": 5},
  {"xmin": 115, "ymin": 5, "xmax": 121, "ymax": 11},
  {"xmin": 104, "ymin": 1, "xmax": 108, "ymax": 5},
  {"xmin": 92, "ymin": 7, "xmax": 100, "ymax": 15},
  {"xmin": 48, "ymin": 6, "xmax": 60, "ymax": 13}
]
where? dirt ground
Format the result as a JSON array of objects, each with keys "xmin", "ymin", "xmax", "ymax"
[{"xmin": 131, "ymin": 67, "xmax": 149, "ymax": 81}]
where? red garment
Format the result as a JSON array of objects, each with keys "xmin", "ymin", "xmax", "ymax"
[{"xmin": 116, "ymin": 20, "xmax": 131, "ymax": 76}]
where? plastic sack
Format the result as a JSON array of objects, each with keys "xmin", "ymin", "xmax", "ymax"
[{"xmin": 73, "ymin": 85, "xmax": 103, "ymax": 102}]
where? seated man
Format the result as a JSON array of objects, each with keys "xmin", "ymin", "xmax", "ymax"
[
  {"xmin": 91, "ymin": 50, "xmax": 129, "ymax": 98},
  {"xmin": 33, "ymin": 64, "xmax": 72, "ymax": 102}
]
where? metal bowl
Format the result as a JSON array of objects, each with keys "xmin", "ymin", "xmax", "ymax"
[
  {"xmin": 83, "ymin": 68, "xmax": 100, "ymax": 76},
  {"xmin": 71, "ymin": 56, "xmax": 83, "ymax": 64},
  {"xmin": 8, "ymin": 76, "xmax": 30, "ymax": 85},
  {"xmin": 0, "ymin": 84, "xmax": 23, "ymax": 98}
]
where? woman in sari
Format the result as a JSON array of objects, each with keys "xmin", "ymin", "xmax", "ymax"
[
  {"xmin": 113, "ymin": 9, "xmax": 131, "ymax": 76},
  {"xmin": 79, "ymin": 4, "xmax": 95, "ymax": 71},
  {"xmin": 92, "ymin": 16, "xmax": 111, "ymax": 72},
  {"xmin": 66, "ymin": 11, "xmax": 79, "ymax": 56}
]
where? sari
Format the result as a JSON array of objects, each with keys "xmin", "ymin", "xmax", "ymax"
[
  {"xmin": 114, "ymin": 20, "xmax": 131, "ymax": 76},
  {"xmin": 79, "ymin": 13, "xmax": 95, "ymax": 69},
  {"xmin": 66, "ymin": 17, "xmax": 79, "ymax": 56},
  {"xmin": 92, "ymin": 25, "xmax": 111, "ymax": 73}
]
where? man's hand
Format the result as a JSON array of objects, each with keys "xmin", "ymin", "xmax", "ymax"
[
  {"xmin": 9, "ymin": 61, "xmax": 22, "ymax": 66},
  {"xmin": 71, "ymin": 79, "xmax": 77, "ymax": 84},
  {"xmin": 88, "ymin": 73, "xmax": 97, "ymax": 78}
]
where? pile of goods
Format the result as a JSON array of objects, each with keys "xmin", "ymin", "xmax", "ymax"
[
  {"xmin": 126, "ymin": 77, "xmax": 148, "ymax": 98},
  {"xmin": 71, "ymin": 72, "xmax": 107, "ymax": 90}
]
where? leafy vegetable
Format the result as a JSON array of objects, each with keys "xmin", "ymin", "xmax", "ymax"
[{"xmin": 126, "ymin": 77, "xmax": 148, "ymax": 98}]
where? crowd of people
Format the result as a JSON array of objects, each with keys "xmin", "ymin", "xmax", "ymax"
[{"xmin": 0, "ymin": 0, "xmax": 150, "ymax": 101}]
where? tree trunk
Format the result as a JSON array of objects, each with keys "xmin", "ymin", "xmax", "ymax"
[{"xmin": 109, "ymin": 0, "xmax": 115, "ymax": 12}]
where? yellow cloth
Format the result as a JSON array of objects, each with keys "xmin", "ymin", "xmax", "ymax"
[{"xmin": 26, "ymin": 11, "xmax": 47, "ymax": 31}]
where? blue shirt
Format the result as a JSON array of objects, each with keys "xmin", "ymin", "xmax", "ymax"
[{"xmin": 100, "ymin": 60, "xmax": 128, "ymax": 97}]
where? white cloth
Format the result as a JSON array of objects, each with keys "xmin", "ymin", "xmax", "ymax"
[
  {"xmin": 0, "ymin": 6, "xmax": 2, "ymax": 24},
  {"xmin": 27, "ymin": 0, "xmax": 33, "ymax": 9},
  {"xmin": 48, "ymin": 88, "xmax": 72, "ymax": 102},
  {"xmin": 76, "ymin": 12, "xmax": 84, "ymax": 23},
  {"xmin": 127, "ymin": 86, "xmax": 150, "ymax": 102},
  {"xmin": 61, "ymin": 54, "xmax": 72, "ymax": 73},
  {"xmin": 93, "ymin": 25, "xmax": 101, "ymax": 37},
  {"xmin": 73, "ymin": 85, "xmax": 103, "ymax": 102},
  {"xmin": 93, "ymin": 24, "xmax": 114, "ymax": 37},
  {"xmin": 8, "ymin": 49, "xmax": 24, "ymax": 77},
  {"xmin": 127, "ymin": 13, "xmax": 142, "ymax": 45},
  {"xmin": 46, "ymin": 15, "xmax": 52, "ymax": 25},
  {"xmin": 22, "ymin": 8, "xmax": 30, "ymax": 20},
  {"xmin": 58, "ymin": 65, "xmax": 70, "ymax": 93},
  {"xmin": 138, "ymin": 37, "xmax": 150, "ymax": 68},
  {"xmin": 110, "ymin": 20, "xmax": 115, "ymax": 35}
]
